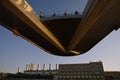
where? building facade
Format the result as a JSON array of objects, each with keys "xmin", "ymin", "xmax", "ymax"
[
  {"xmin": 2, "ymin": 62, "xmax": 114, "ymax": 80},
  {"xmin": 59, "ymin": 62, "xmax": 105, "ymax": 80},
  {"xmin": 104, "ymin": 71, "xmax": 120, "ymax": 80},
  {"xmin": 23, "ymin": 64, "xmax": 58, "ymax": 80}
]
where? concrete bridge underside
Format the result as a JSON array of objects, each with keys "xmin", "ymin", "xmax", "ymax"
[{"xmin": 0, "ymin": 0, "xmax": 120, "ymax": 56}]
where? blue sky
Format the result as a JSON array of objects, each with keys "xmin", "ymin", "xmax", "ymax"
[
  {"xmin": 0, "ymin": 0, "xmax": 120, "ymax": 73},
  {"xmin": 28, "ymin": 0, "xmax": 88, "ymax": 15}
]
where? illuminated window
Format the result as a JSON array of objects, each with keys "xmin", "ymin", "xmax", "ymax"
[
  {"xmin": 78, "ymin": 76, "xmax": 80, "ymax": 78},
  {"xmin": 60, "ymin": 76, "xmax": 62, "ymax": 78},
  {"xmin": 89, "ymin": 76, "xmax": 92, "ymax": 78},
  {"xmin": 101, "ymin": 76, "xmax": 104, "ymax": 78},
  {"xmin": 93, "ymin": 76, "xmax": 96, "ymax": 78},
  {"xmin": 85, "ymin": 76, "xmax": 88, "ymax": 78},
  {"xmin": 74, "ymin": 76, "xmax": 77, "ymax": 78},
  {"xmin": 97, "ymin": 76, "xmax": 100, "ymax": 78},
  {"xmin": 63, "ymin": 76, "xmax": 65, "ymax": 78},
  {"xmin": 67, "ymin": 76, "xmax": 69, "ymax": 78},
  {"xmin": 81, "ymin": 76, "xmax": 84, "ymax": 78}
]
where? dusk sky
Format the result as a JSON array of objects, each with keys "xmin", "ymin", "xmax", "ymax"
[{"xmin": 0, "ymin": 0, "xmax": 120, "ymax": 73}]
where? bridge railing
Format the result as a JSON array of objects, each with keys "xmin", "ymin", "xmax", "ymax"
[
  {"xmin": 13, "ymin": 0, "xmax": 40, "ymax": 20},
  {"xmin": 39, "ymin": 11, "xmax": 82, "ymax": 19}
]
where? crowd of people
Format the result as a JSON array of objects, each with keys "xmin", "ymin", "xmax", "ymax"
[{"xmin": 39, "ymin": 10, "xmax": 81, "ymax": 18}]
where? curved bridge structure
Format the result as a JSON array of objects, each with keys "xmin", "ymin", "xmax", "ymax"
[{"xmin": 0, "ymin": 0, "xmax": 120, "ymax": 56}]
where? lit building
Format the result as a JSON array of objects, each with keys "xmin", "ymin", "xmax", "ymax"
[
  {"xmin": 23, "ymin": 64, "xmax": 58, "ymax": 80},
  {"xmin": 24, "ymin": 64, "xmax": 58, "ymax": 75},
  {"xmin": 1, "ymin": 62, "xmax": 108, "ymax": 80},
  {"xmin": 59, "ymin": 61, "xmax": 105, "ymax": 80}
]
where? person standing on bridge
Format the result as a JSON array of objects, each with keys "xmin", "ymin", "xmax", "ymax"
[
  {"xmin": 64, "ymin": 11, "xmax": 67, "ymax": 16},
  {"xmin": 75, "ymin": 10, "xmax": 79, "ymax": 15},
  {"xmin": 39, "ymin": 11, "xmax": 44, "ymax": 18}
]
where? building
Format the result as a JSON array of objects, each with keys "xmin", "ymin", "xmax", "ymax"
[
  {"xmin": 22, "ymin": 62, "xmax": 105, "ymax": 80},
  {"xmin": 24, "ymin": 64, "xmax": 58, "ymax": 75},
  {"xmin": 59, "ymin": 61, "xmax": 105, "ymax": 80},
  {"xmin": 104, "ymin": 71, "xmax": 120, "ymax": 80},
  {"xmin": 2, "ymin": 61, "xmax": 120, "ymax": 80},
  {"xmin": 0, "ymin": 73, "xmax": 7, "ymax": 79},
  {"xmin": 22, "ymin": 64, "xmax": 58, "ymax": 80}
]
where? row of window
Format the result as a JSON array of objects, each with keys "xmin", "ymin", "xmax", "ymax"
[
  {"xmin": 59, "ymin": 79, "xmax": 104, "ymax": 80},
  {"xmin": 59, "ymin": 75, "xmax": 104, "ymax": 79},
  {"xmin": 59, "ymin": 67, "xmax": 103, "ymax": 71},
  {"xmin": 59, "ymin": 64, "xmax": 102, "ymax": 69},
  {"xmin": 59, "ymin": 66, "xmax": 90, "ymax": 70},
  {"xmin": 59, "ymin": 71, "xmax": 101, "ymax": 75}
]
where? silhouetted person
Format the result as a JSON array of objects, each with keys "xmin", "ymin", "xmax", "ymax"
[
  {"xmin": 39, "ymin": 11, "xmax": 44, "ymax": 18},
  {"xmin": 53, "ymin": 13, "xmax": 56, "ymax": 16},
  {"xmin": 64, "ymin": 11, "xmax": 67, "ymax": 16},
  {"xmin": 75, "ymin": 10, "xmax": 79, "ymax": 15}
]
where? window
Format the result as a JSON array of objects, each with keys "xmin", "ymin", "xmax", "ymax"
[
  {"xmin": 81, "ymin": 76, "xmax": 84, "ymax": 78},
  {"xmin": 60, "ymin": 76, "xmax": 62, "ymax": 78},
  {"xmin": 78, "ymin": 76, "xmax": 80, "ymax": 78},
  {"xmin": 89, "ymin": 76, "xmax": 92, "ymax": 78},
  {"xmin": 70, "ymin": 76, "xmax": 73, "ymax": 78},
  {"xmin": 85, "ymin": 76, "xmax": 88, "ymax": 78},
  {"xmin": 93, "ymin": 76, "xmax": 96, "ymax": 78},
  {"xmin": 67, "ymin": 76, "xmax": 69, "ymax": 78},
  {"xmin": 63, "ymin": 76, "xmax": 65, "ymax": 78},
  {"xmin": 74, "ymin": 72, "xmax": 76, "ymax": 75},
  {"xmin": 74, "ymin": 76, "xmax": 77, "ymax": 78},
  {"xmin": 97, "ymin": 76, "xmax": 100, "ymax": 78},
  {"xmin": 101, "ymin": 76, "xmax": 104, "ymax": 78}
]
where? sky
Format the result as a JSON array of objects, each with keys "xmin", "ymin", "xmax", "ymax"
[{"xmin": 0, "ymin": 0, "xmax": 120, "ymax": 73}]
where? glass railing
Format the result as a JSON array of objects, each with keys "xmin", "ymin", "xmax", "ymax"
[{"xmin": 39, "ymin": 11, "xmax": 82, "ymax": 19}]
